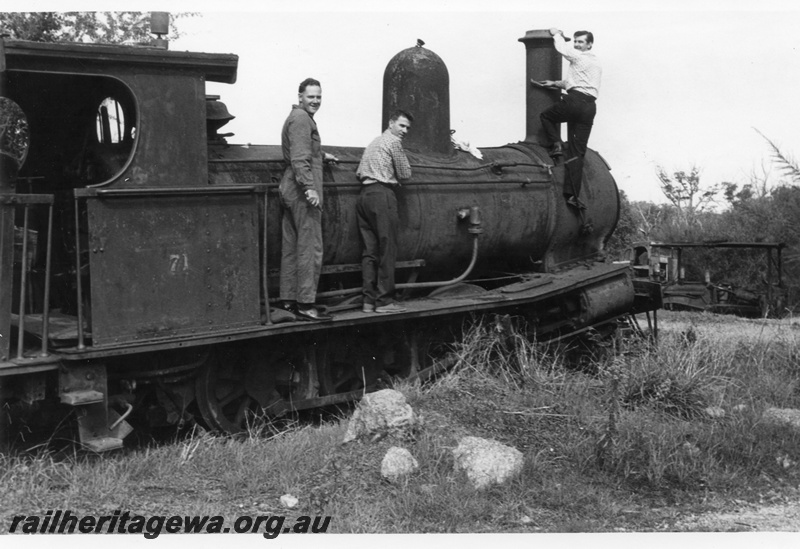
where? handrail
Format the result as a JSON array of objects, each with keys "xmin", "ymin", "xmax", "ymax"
[
  {"xmin": 40, "ymin": 203, "xmax": 53, "ymax": 356},
  {"xmin": 4, "ymin": 195, "xmax": 56, "ymax": 359},
  {"xmin": 74, "ymin": 195, "xmax": 86, "ymax": 350},
  {"xmin": 262, "ymin": 191, "xmax": 272, "ymax": 326},
  {"xmin": 89, "ymin": 185, "xmax": 257, "ymax": 198},
  {"xmin": 16, "ymin": 206, "xmax": 30, "ymax": 360}
]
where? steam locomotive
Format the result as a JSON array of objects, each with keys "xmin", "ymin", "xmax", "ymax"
[{"xmin": 0, "ymin": 25, "xmax": 659, "ymax": 450}]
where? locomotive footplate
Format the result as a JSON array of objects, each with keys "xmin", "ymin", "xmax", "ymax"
[{"xmin": 45, "ymin": 261, "xmax": 634, "ymax": 361}]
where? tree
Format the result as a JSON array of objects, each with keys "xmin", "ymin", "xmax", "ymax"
[
  {"xmin": 0, "ymin": 12, "xmax": 192, "ymax": 44},
  {"xmin": 630, "ymin": 201, "xmax": 670, "ymax": 241},
  {"xmin": 721, "ymin": 132, "xmax": 800, "ymax": 245},
  {"xmin": 604, "ymin": 189, "xmax": 636, "ymax": 260},
  {"xmin": 655, "ymin": 165, "xmax": 723, "ymax": 239},
  {"xmin": 0, "ymin": 97, "xmax": 28, "ymax": 172},
  {"xmin": 756, "ymin": 128, "xmax": 800, "ymax": 185}
]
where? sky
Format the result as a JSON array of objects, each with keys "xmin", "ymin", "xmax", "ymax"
[{"xmin": 11, "ymin": 0, "xmax": 800, "ymax": 205}]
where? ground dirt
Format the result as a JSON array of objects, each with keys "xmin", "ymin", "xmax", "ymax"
[{"xmin": 674, "ymin": 500, "xmax": 800, "ymax": 531}]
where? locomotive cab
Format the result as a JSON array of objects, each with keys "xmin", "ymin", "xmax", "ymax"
[
  {"xmin": 2, "ymin": 39, "xmax": 252, "ymax": 351},
  {"xmin": 6, "ymin": 72, "xmax": 137, "ymax": 319}
]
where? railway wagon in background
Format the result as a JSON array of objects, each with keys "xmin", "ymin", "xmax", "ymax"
[{"xmin": 0, "ymin": 23, "xmax": 659, "ymax": 450}]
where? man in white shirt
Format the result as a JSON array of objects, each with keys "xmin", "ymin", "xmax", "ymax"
[{"xmin": 538, "ymin": 29, "xmax": 602, "ymax": 208}]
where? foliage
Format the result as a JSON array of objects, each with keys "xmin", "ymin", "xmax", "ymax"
[
  {"xmin": 655, "ymin": 165, "xmax": 723, "ymax": 239},
  {"xmin": 629, "ymin": 200, "xmax": 669, "ymax": 241},
  {"xmin": 712, "ymin": 136, "xmax": 800, "ymax": 304},
  {"xmin": 755, "ymin": 129, "xmax": 800, "ymax": 185},
  {"xmin": 603, "ymin": 190, "xmax": 635, "ymax": 260},
  {"xmin": 0, "ymin": 12, "xmax": 193, "ymax": 44},
  {"xmin": 627, "ymin": 135, "xmax": 800, "ymax": 308},
  {"xmin": 0, "ymin": 97, "xmax": 29, "ymax": 171}
]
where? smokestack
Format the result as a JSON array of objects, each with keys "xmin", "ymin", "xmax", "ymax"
[{"xmin": 518, "ymin": 30, "xmax": 562, "ymax": 144}]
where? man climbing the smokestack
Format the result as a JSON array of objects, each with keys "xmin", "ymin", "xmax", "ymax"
[
  {"xmin": 537, "ymin": 28, "xmax": 601, "ymax": 210},
  {"xmin": 356, "ymin": 110, "xmax": 414, "ymax": 314}
]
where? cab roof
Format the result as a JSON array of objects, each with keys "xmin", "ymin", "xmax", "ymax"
[{"xmin": 2, "ymin": 39, "xmax": 238, "ymax": 84}]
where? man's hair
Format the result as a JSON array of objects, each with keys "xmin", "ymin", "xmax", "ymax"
[
  {"xmin": 573, "ymin": 31, "xmax": 594, "ymax": 44},
  {"xmin": 298, "ymin": 78, "xmax": 321, "ymax": 93},
  {"xmin": 389, "ymin": 109, "xmax": 414, "ymax": 123}
]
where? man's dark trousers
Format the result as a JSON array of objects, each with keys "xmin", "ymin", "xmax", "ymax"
[
  {"xmin": 356, "ymin": 183, "xmax": 399, "ymax": 308},
  {"xmin": 540, "ymin": 89, "xmax": 596, "ymax": 197}
]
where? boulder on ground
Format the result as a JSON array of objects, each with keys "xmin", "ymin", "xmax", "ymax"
[
  {"xmin": 452, "ymin": 436, "xmax": 524, "ymax": 489},
  {"xmin": 763, "ymin": 407, "xmax": 800, "ymax": 430},
  {"xmin": 342, "ymin": 389, "xmax": 420, "ymax": 443},
  {"xmin": 381, "ymin": 446, "xmax": 420, "ymax": 482}
]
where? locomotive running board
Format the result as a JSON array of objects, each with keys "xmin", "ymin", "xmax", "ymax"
[{"xmin": 52, "ymin": 262, "xmax": 634, "ymax": 361}]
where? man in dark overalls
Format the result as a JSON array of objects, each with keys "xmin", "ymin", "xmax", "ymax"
[{"xmin": 279, "ymin": 78, "xmax": 338, "ymax": 321}]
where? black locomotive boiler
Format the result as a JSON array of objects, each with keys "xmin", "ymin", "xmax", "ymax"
[{"xmin": 0, "ymin": 28, "xmax": 658, "ymax": 449}]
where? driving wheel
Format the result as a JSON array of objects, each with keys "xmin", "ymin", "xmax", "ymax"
[{"xmin": 195, "ymin": 342, "xmax": 313, "ymax": 434}]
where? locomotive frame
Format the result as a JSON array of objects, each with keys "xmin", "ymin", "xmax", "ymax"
[{"xmin": 0, "ymin": 27, "xmax": 660, "ymax": 450}]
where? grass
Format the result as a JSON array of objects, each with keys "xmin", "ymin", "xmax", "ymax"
[{"xmin": 3, "ymin": 310, "xmax": 800, "ymax": 533}]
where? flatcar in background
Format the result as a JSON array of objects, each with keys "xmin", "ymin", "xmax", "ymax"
[
  {"xmin": 0, "ymin": 17, "xmax": 659, "ymax": 450},
  {"xmin": 630, "ymin": 241, "xmax": 786, "ymax": 318}
]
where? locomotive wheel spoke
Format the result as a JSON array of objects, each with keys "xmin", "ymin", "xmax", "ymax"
[
  {"xmin": 234, "ymin": 397, "xmax": 253, "ymax": 428},
  {"xmin": 219, "ymin": 387, "xmax": 246, "ymax": 409},
  {"xmin": 195, "ymin": 348, "xmax": 270, "ymax": 434},
  {"xmin": 195, "ymin": 339, "xmax": 317, "ymax": 434},
  {"xmin": 316, "ymin": 328, "xmax": 415, "ymax": 396},
  {"xmin": 317, "ymin": 334, "xmax": 374, "ymax": 396},
  {"xmin": 409, "ymin": 319, "xmax": 462, "ymax": 378}
]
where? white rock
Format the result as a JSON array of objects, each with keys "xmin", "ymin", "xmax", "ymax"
[
  {"xmin": 704, "ymin": 406, "xmax": 726, "ymax": 419},
  {"xmin": 763, "ymin": 407, "xmax": 800, "ymax": 430},
  {"xmin": 342, "ymin": 389, "xmax": 419, "ymax": 443},
  {"xmin": 279, "ymin": 494, "xmax": 298, "ymax": 509},
  {"xmin": 381, "ymin": 446, "xmax": 420, "ymax": 482},
  {"xmin": 452, "ymin": 436, "xmax": 524, "ymax": 489}
]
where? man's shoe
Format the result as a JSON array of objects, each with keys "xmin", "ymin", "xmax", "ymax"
[
  {"xmin": 280, "ymin": 301, "xmax": 298, "ymax": 314},
  {"xmin": 549, "ymin": 143, "xmax": 564, "ymax": 157},
  {"xmin": 362, "ymin": 303, "xmax": 375, "ymax": 313},
  {"xmin": 375, "ymin": 303, "xmax": 407, "ymax": 314},
  {"xmin": 295, "ymin": 306, "xmax": 332, "ymax": 322}
]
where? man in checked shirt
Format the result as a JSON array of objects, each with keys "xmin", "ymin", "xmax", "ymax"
[
  {"xmin": 355, "ymin": 110, "xmax": 414, "ymax": 314},
  {"xmin": 538, "ymin": 28, "xmax": 602, "ymax": 209}
]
